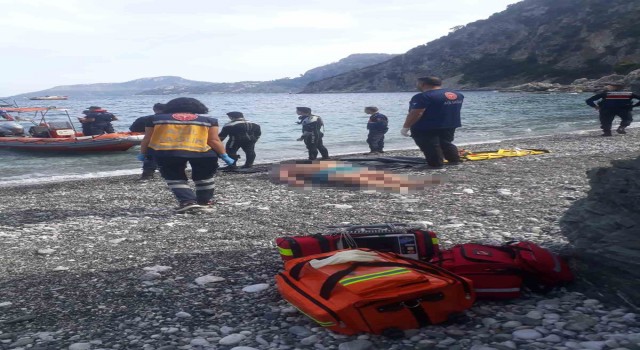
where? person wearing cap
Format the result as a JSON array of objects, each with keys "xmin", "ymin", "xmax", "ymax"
[
  {"xmin": 139, "ymin": 97, "xmax": 235, "ymax": 213},
  {"xmin": 218, "ymin": 111, "xmax": 262, "ymax": 169},
  {"xmin": 296, "ymin": 107, "xmax": 329, "ymax": 160},
  {"xmin": 78, "ymin": 106, "xmax": 118, "ymax": 136},
  {"xmin": 130, "ymin": 103, "xmax": 165, "ymax": 180},
  {"xmin": 364, "ymin": 106, "xmax": 389, "ymax": 154},
  {"xmin": 586, "ymin": 82, "xmax": 640, "ymax": 136}
]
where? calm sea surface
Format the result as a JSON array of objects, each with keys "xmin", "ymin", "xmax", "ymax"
[{"xmin": 0, "ymin": 92, "xmax": 598, "ymax": 187}]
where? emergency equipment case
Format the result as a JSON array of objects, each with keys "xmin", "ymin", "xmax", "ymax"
[
  {"xmin": 275, "ymin": 249, "xmax": 475, "ymax": 335},
  {"xmin": 276, "ymin": 223, "xmax": 440, "ymax": 262}
]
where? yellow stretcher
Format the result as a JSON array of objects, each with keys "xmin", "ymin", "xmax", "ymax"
[{"xmin": 461, "ymin": 148, "xmax": 550, "ymax": 161}]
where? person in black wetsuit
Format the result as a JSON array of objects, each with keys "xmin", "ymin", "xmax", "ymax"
[
  {"xmin": 218, "ymin": 111, "xmax": 261, "ymax": 169},
  {"xmin": 365, "ymin": 106, "xmax": 389, "ymax": 154},
  {"xmin": 585, "ymin": 82, "xmax": 640, "ymax": 136},
  {"xmin": 78, "ymin": 106, "xmax": 118, "ymax": 136},
  {"xmin": 296, "ymin": 107, "xmax": 329, "ymax": 160},
  {"xmin": 130, "ymin": 103, "xmax": 165, "ymax": 180}
]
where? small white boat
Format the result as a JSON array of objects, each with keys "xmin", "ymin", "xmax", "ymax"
[{"xmin": 29, "ymin": 95, "xmax": 69, "ymax": 100}]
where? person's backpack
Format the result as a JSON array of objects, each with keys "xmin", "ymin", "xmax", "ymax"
[{"xmin": 275, "ymin": 249, "xmax": 475, "ymax": 335}]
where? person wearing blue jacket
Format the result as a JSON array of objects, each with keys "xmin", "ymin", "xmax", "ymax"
[
  {"xmin": 365, "ymin": 106, "xmax": 388, "ymax": 154},
  {"xmin": 585, "ymin": 82, "xmax": 640, "ymax": 136},
  {"xmin": 401, "ymin": 76, "xmax": 464, "ymax": 168}
]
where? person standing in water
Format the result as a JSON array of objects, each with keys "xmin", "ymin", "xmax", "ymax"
[
  {"xmin": 296, "ymin": 107, "xmax": 329, "ymax": 160},
  {"xmin": 365, "ymin": 106, "xmax": 388, "ymax": 154},
  {"xmin": 78, "ymin": 106, "xmax": 118, "ymax": 136}
]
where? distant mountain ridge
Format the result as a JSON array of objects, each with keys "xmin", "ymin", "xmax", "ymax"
[
  {"xmin": 9, "ymin": 76, "xmax": 211, "ymax": 99},
  {"xmin": 301, "ymin": 0, "xmax": 640, "ymax": 93},
  {"xmin": 6, "ymin": 53, "xmax": 397, "ymax": 98},
  {"xmin": 135, "ymin": 53, "xmax": 397, "ymax": 95}
]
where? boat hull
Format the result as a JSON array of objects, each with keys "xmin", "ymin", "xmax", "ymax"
[{"xmin": 0, "ymin": 133, "xmax": 142, "ymax": 152}]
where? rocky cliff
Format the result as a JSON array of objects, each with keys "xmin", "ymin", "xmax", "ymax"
[
  {"xmin": 500, "ymin": 69, "xmax": 640, "ymax": 93},
  {"xmin": 301, "ymin": 0, "xmax": 640, "ymax": 93},
  {"xmin": 561, "ymin": 156, "xmax": 640, "ymax": 309}
]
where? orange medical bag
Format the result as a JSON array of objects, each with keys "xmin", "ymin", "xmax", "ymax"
[{"xmin": 275, "ymin": 249, "xmax": 475, "ymax": 335}]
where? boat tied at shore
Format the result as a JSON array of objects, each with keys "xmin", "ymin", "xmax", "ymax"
[
  {"xmin": 0, "ymin": 107, "xmax": 142, "ymax": 152},
  {"xmin": 28, "ymin": 95, "xmax": 69, "ymax": 100}
]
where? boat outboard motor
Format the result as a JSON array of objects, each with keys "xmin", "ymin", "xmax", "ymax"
[{"xmin": 0, "ymin": 121, "xmax": 24, "ymax": 137}]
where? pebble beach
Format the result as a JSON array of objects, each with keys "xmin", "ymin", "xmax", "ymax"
[{"xmin": 1, "ymin": 130, "xmax": 639, "ymax": 350}]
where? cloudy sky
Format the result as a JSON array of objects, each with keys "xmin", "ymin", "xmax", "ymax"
[{"xmin": 1, "ymin": 0, "xmax": 520, "ymax": 96}]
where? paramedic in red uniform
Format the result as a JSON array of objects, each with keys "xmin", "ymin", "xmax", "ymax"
[
  {"xmin": 586, "ymin": 82, "xmax": 640, "ymax": 136},
  {"xmin": 401, "ymin": 76, "xmax": 464, "ymax": 168},
  {"xmin": 139, "ymin": 97, "xmax": 235, "ymax": 213}
]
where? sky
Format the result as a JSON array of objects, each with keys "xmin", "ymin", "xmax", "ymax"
[{"xmin": 0, "ymin": 0, "xmax": 521, "ymax": 96}]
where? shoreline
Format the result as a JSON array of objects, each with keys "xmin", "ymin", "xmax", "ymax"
[
  {"xmin": 0, "ymin": 126, "xmax": 622, "ymax": 190},
  {"xmin": 1, "ymin": 129, "xmax": 639, "ymax": 349}
]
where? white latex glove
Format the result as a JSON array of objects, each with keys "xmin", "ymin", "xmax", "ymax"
[
  {"xmin": 401, "ymin": 127, "xmax": 411, "ymax": 137},
  {"xmin": 309, "ymin": 250, "xmax": 383, "ymax": 269}
]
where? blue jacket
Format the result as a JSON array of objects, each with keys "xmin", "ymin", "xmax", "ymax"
[
  {"xmin": 409, "ymin": 89, "xmax": 464, "ymax": 131},
  {"xmin": 367, "ymin": 113, "xmax": 389, "ymax": 132},
  {"xmin": 586, "ymin": 91, "xmax": 640, "ymax": 110}
]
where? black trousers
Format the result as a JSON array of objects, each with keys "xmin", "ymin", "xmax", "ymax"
[
  {"xmin": 367, "ymin": 131, "xmax": 386, "ymax": 152},
  {"xmin": 304, "ymin": 132, "xmax": 329, "ymax": 160},
  {"xmin": 156, "ymin": 156, "xmax": 218, "ymax": 204},
  {"xmin": 226, "ymin": 139, "xmax": 257, "ymax": 167},
  {"xmin": 411, "ymin": 128, "xmax": 460, "ymax": 167},
  {"xmin": 599, "ymin": 109, "xmax": 633, "ymax": 131}
]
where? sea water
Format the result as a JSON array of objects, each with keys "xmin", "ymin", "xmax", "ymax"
[{"xmin": 0, "ymin": 91, "xmax": 598, "ymax": 187}]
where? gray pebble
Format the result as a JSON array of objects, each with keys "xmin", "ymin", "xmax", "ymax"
[{"xmin": 338, "ymin": 339, "xmax": 373, "ymax": 350}]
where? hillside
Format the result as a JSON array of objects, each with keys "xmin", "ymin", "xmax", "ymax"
[
  {"xmin": 136, "ymin": 53, "xmax": 397, "ymax": 95},
  {"xmin": 6, "ymin": 54, "xmax": 397, "ymax": 98},
  {"xmin": 301, "ymin": 0, "xmax": 640, "ymax": 93},
  {"xmin": 9, "ymin": 76, "xmax": 211, "ymax": 99}
]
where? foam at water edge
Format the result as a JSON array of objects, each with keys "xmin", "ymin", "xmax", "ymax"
[{"xmin": 0, "ymin": 168, "xmax": 140, "ymax": 188}]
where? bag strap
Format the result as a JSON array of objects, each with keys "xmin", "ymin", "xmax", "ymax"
[
  {"xmin": 381, "ymin": 252, "xmax": 473, "ymax": 298},
  {"xmin": 283, "ymin": 237, "xmax": 302, "ymax": 258},
  {"xmin": 312, "ymin": 234, "xmax": 331, "ymax": 253},
  {"xmin": 319, "ymin": 261, "xmax": 449, "ymax": 300}
]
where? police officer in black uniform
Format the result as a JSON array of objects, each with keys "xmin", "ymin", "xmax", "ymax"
[
  {"xmin": 586, "ymin": 82, "xmax": 640, "ymax": 136},
  {"xmin": 365, "ymin": 106, "xmax": 389, "ymax": 153},
  {"xmin": 218, "ymin": 111, "xmax": 261, "ymax": 169},
  {"xmin": 296, "ymin": 107, "xmax": 329, "ymax": 160}
]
